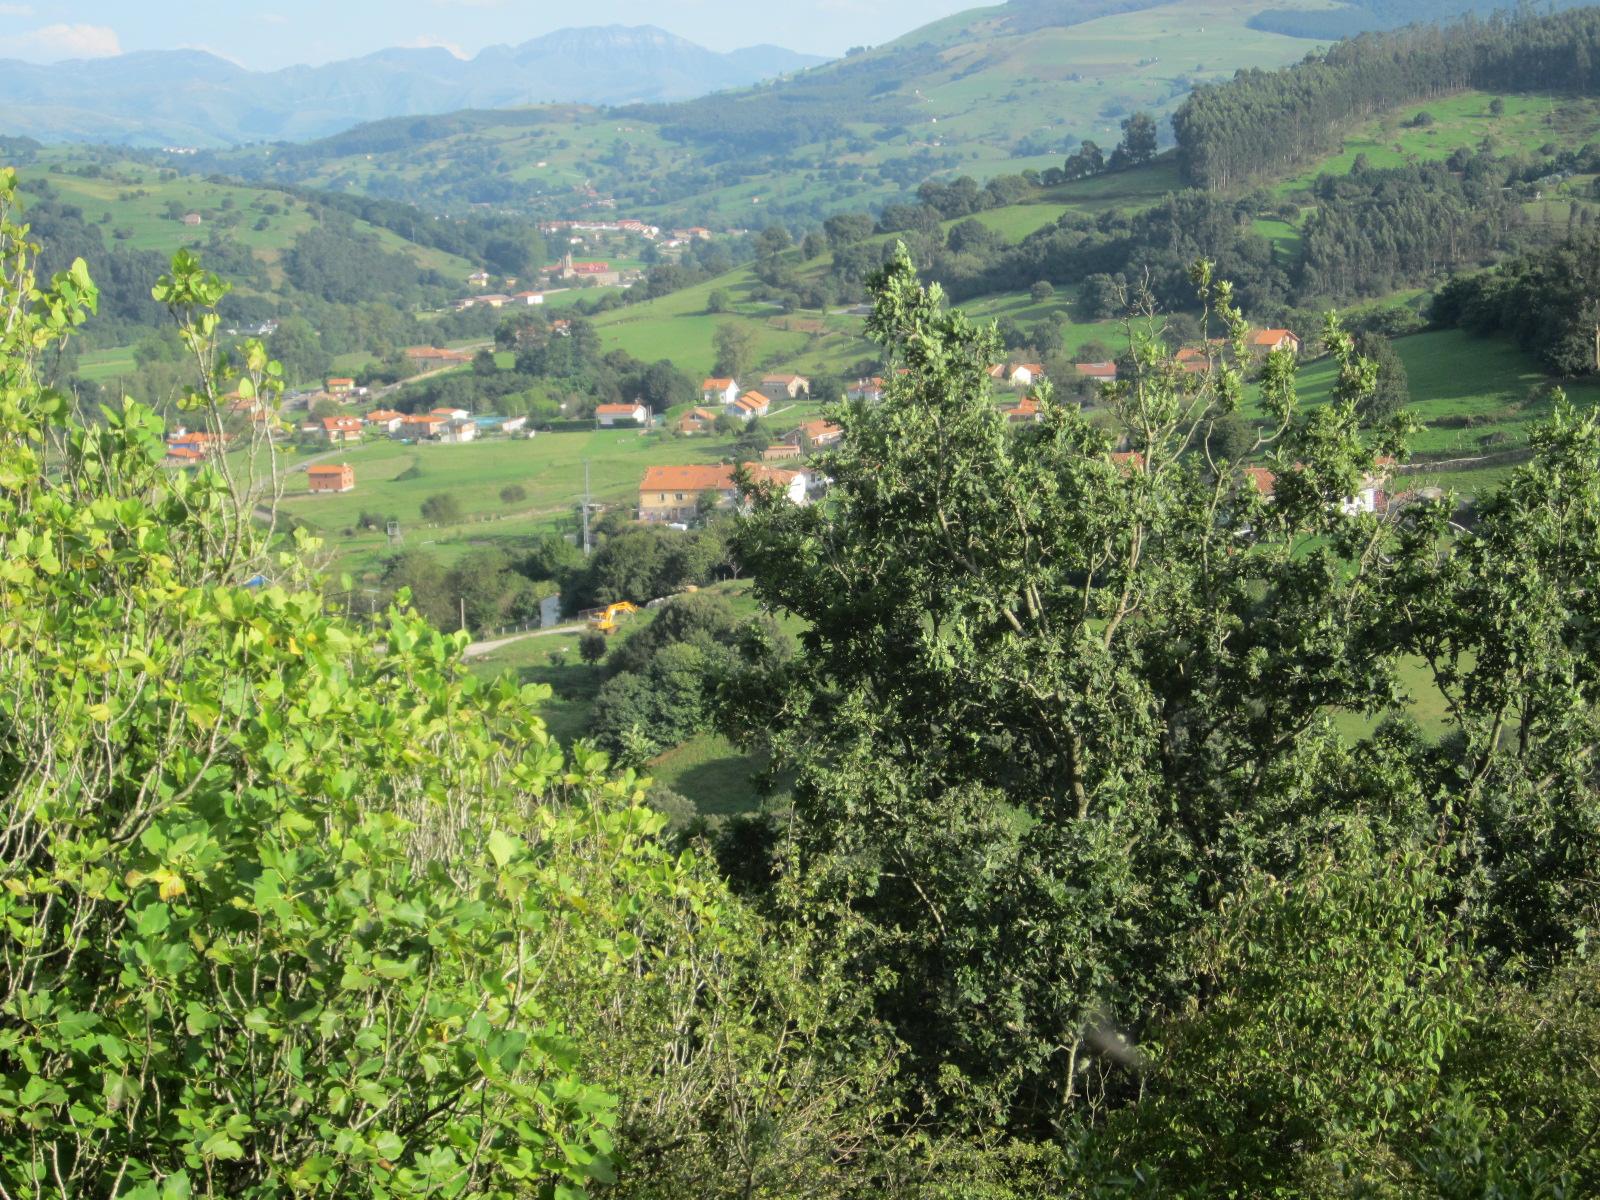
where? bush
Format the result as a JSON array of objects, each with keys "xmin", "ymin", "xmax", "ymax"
[
  {"xmin": 579, "ymin": 628, "xmax": 609, "ymax": 663},
  {"xmin": 500, "ymin": 482, "xmax": 527, "ymax": 504},
  {"xmin": 420, "ymin": 491, "xmax": 462, "ymax": 522}
]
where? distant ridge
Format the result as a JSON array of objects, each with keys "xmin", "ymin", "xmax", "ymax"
[{"xmin": 0, "ymin": 26, "xmax": 827, "ymax": 147}]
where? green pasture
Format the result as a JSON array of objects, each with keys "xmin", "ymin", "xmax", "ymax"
[
  {"xmin": 1278, "ymin": 92, "xmax": 1600, "ymax": 195},
  {"xmin": 1285, "ymin": 328, "xmax": 1600, "ymax": 459}
]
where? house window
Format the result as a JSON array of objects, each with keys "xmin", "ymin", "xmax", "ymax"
[{"xmin": 675, "ymin": 492, "xmax": 684, "ymax": 501}]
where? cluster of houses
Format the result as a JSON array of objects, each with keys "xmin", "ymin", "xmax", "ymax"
[
  {"xmin": 162, "ymin": 427, "xmax": 229, "ymax": 467},
  {"xmin": 454, "ymin": 290, "xmax": 550, "ymax": 312},
  {"xmin": 1175, "ymin": 329, "xmax": 1302, "ymax": 376},
  {"xmin": 689, "ymin": 374, "xmax": 812, "ymax": 428},
  {"xmin": 299, "ymin": 407, "xmax": 529, "ymax": 446}
]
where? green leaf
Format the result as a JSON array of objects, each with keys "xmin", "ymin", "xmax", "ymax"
[{"xmin": 487, "ymin": 829, "xmax": 519, "ymax": 869}]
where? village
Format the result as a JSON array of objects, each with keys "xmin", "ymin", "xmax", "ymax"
[{"xmin": 153, "ymin": 321, "xmax": 1409, "ymax": 540}]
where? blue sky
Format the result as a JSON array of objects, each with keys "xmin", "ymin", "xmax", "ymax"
[{"xmin": 0, "ymin": 1, "xmax": 972, "ymax": 67}]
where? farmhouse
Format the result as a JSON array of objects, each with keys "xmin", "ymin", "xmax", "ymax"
[
  {"xmin": 758, "ymin": 373, "xmax": 810, "ymax": 402},
  {"xmin": 791, "ymin": 419, "xmax": 843, "ymax": 449},
  {"xmin": 405, "ymin": 346, "xmax": 471, "ymax": 363},
  {"xmin": 399, "ymin": 413, "xmax": 449, "ymax": 440},
  {"xmin": 1009, "ymin": 363, "xmax": 1046, "ymax": 389},
  {"xmin": 438, "ymin": 418, "xmax": 478, "ymax": 444},
  {"xmin": 847, "ymin": 376, "xmax": 886, "ymax": 402},
  {"xmin": 307, "ymin": 464, "xmax": 355, "ymax": 494},
  {"xmin": 639, "ymin": 464, "xmax": 740, "ymax": 523},
  {"xmin": 637, "ymin": 463, "xmax": 807, "ymax": 523},
  {"xmin": 595, "ymin": 402, "xmax": 649, "ymax": 427},
  {"xmin": 762, "ymin": 443, "xmax": 803, "ymax": 462},
  {"xmin": 313, "ymin": 415, "xmax": 365, "ymax": 444},
  {"xmin": 728, "ymin": 391, "xmax": 770, "ymax": 421},
  {"xmin": 1002, "ymin": 395, "xmax": 1041, "ymax": 423},
  {"xmin": 1249, "ymin": 329, "xmax": 1302, "ymax": 355},
  {"xmin": 365, "ymin": 409, "xmax": 406, "ymax": 434},
  {"xmin": 430, "ymin": 408, "xmax": 472, "ymax": 421},
  {"xmin": 163, "ymin": 444, "xmax": 205, "ymax": 468},
  {"xmin": 1074, "ymin": 361, "xmax": 1120, "ymax": 381},
  {"xmin": 702, "ymin": 377, "xmax": 740, "ymax": 406},
  {"xmin": 165, "ymin": 428, "xmax": 228, "ymax": 455},
  {"xmin": 467, "ymin": 271, "xmax": 492, "ymax": 287},
  {"xmin": 326, "ymin": 377, "xmax": 356, "ymax": 395},
  {"xmin": 676, "ymin": 406, "xmax": 721, "ymax": 434}
]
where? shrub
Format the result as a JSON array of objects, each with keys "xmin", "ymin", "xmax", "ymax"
[
  {"xmin": 500, "ymin": 482, "xmax": 528, "ymax": 504},
  {"xmin": 420, "ymin": 491, "xmax": 462, "ymax": 522}
]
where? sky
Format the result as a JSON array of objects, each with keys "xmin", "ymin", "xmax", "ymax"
[{"xmin": 0, "ymin": 1, "xmax": 976, "ymax": 67}]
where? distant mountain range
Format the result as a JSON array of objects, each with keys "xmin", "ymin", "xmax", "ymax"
[{"xmin": 0, "ymin": 26, "xmax": 828, "ymax": 147}]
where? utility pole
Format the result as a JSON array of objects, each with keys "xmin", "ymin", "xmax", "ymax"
[
  {"xmin": 581, "ymin": 459, "xmax": 592, "ymax": 557},
  {"xmin": 459, "ymin": 596, "xmax": 466, "ymax": 633}
]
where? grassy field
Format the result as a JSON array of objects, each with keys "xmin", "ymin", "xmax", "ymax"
[
  {"xmin": 278, "ymin": 424, "xmax": 749, "ymax": 574},
  {"xmin": 1285, "ymin": 328, "xmax": 1600, "ymax": 461},
  {"xmin": 1278, "ymin": 92, "xmax": 1600, "ymax": 195},
  {"xmin": 24, "ymin": 149, "xmax": 480, "ymax": 288}
]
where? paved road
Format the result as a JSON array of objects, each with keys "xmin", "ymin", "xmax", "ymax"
[{"xmin": 464, "ymin": 622, "xmax": 585, "ymax": 657}]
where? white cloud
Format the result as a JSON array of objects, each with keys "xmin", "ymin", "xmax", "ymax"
[
  {"xmin": 0, "ymin": 22, "xmax": 121, "ymax": 61},
  {"xmin": 400, "ymin": 34, "xmax": 467, "ymax": 58},
  {"xmin": 0, "ymin": 5, "xmax": 36, "ymax": 17}
]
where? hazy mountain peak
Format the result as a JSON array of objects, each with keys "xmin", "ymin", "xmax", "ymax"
[{"xmin": 0, "ymin": 24, "xmax": 828, "ymax": 147}]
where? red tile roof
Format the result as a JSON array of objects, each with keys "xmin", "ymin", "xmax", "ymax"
[
  {"xmin": 641, "ymin": 464, "xmax": 737, "ymax": 492},
  {"xmin": 595, "ymin": 403, "xmax": 644, "ymax": 415},
  {"xmin": 1244, "ymin": 466, "xmax": 1277, "ymax": 497}
]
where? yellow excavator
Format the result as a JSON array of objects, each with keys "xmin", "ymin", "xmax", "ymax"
[{"xmin": 584, "ymin": 600, "xmax": 639, "ymax": 634}]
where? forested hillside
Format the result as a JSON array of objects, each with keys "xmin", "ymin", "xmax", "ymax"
[{"xmin": 1176, "ymin": 5, "xmax": 1600, "ymax": 188}]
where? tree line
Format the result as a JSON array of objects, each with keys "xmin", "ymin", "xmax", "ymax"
[{"xmin": 1174, "ymin": 5, "xmax": 1600, "ymax": 189}]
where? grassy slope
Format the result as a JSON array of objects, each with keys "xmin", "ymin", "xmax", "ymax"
[
  {"xmin": 26, "ymin": 148, "xmax": 480, "ymax": 291},
  {"xmin": 1286, "ymin": 329, "xmax": 1600, "ymax": 460},
  {"xmin": 587, "ymin": 159, "xmax": 1180, "ymax": 379},
  {"xmin": 1275, "ymin": 91, "xmax": 1600, "ymax": 194}
]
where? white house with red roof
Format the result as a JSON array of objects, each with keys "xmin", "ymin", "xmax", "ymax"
[
  {"xmin": 595, "ymin": 402, "xmax": 649, "ymax": 427},
  {"xmin": 1249, "ymin": 329, "xmax": 1302, "ymax": 355},
  {"xmin": 702, "ymin": 377, "xmax": 740, "ymax": 406},
  {"xmin": 728, "ymin": 391, "xmax": 770, "ymax": 421}
]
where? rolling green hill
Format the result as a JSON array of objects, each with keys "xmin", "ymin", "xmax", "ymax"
[{"xmin": 197, "ymin": 0, "xmax": 1331, "ymax": 228}]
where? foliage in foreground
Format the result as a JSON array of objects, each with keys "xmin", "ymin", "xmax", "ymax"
[
  {"xmin": 0, "ymin": 173, "xmax": 903, "ymax": 1199},
  {"xmin": 729, "ymin": 245, "xmax": 1600, "ymax": 1193}
]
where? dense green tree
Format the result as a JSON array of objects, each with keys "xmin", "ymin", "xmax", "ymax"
[
  {"xmin": 1110, "ymin": 110, "xmax": 1159, "ymax": 168},
  {"xmin": 1353, "ymin": 329, "xmax": 1411, "ymax": 423},
  {"xmin": 712, "ymin": 321, "xmax": 754, "ymax": 378},
  {"xmin": 729, "ymin": 246, "xmax": 1600, "ymax": 1169}
]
